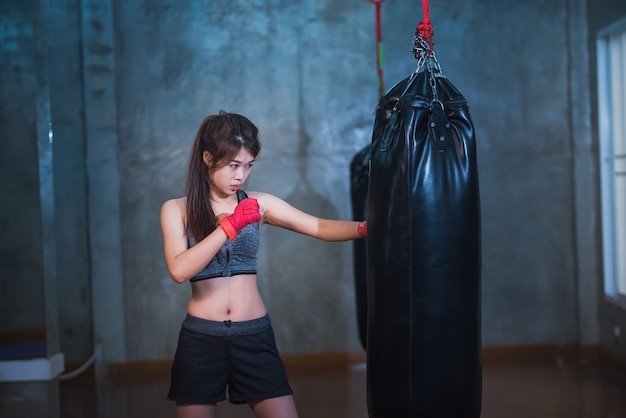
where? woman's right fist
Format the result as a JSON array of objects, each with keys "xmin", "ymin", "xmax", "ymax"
[{"xmin": 218, "ymin": 198, "xmax": 262, "ymax": 240}]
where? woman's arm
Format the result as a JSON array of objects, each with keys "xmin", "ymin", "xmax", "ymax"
[
  {"xmin": 160, "ymin": 198, "xmax": 228, "ymax": 283},
  {"xmin": 254, "ymin": 192, "xmax": 365, "ymax": 242}
]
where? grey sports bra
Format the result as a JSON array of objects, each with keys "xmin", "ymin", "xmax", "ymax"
[{"xmin": 188, "ymin": 190, "xmax": 260, "ymax": 282}]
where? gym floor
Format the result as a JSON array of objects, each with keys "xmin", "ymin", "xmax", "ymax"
[{"xmin": 54, "ymin": 351, "xmax": 626, "ymax": 418}]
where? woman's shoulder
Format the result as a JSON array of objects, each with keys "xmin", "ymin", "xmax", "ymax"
[
  {"xmin": 161, "ymin": 197, "xmax": 186, "ymax": 218},
  {"xmin": 244, "ymin": 191, "xmax": 296, "ymax": 216},
  {"xmin": 244, "ymin": 190, "xmax": 265, "ymax": 198},
  {"xmin": 244, "ymin": 190, "xmax": 279, "ymax": 204}
]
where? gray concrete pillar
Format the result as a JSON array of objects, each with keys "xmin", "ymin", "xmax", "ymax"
[{"xmin": 81, "ymin": 0, "xmax": 127, "ymax": 363}]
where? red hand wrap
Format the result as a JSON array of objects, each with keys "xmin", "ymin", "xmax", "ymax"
[
  {"xmin": 357, "ymin": 221, "xmax": 367, "ymax": 237},
  {"xmin": 218, "ymin": 198, "xmax": 262, "ymax": 240}
]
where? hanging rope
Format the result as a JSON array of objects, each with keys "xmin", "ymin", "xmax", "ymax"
[
  {"xmin": 412, "ymin": 0, "xmax": 441, "ymax": 100},
  {"xmin": 416, "ymin": 0, "xmax": 434, "ymax": 55},
  {"xmin": 369, "ymin": 0, "xmax": 386, "ymax": 96}
]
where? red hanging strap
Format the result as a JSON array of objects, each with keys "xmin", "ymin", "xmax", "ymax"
[
  {"xmin": 369, "ymin": 0, "xmax": 385, "ymax": 96},
  {"xmin": 416, "ymin": 0, "xmax": 434, "ymax": 54}
]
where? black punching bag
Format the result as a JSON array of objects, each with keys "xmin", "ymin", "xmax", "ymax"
[
  {"xmin": 350, "ymin": 84, "xmax": 410, "ymax": 350},
  {"xmin": 366, "ymin": 38, "xmax": 482, "ymax": 418},
  {"xmin": 350, "ymin": 144, "xmax": 370, "ymax": 349}
]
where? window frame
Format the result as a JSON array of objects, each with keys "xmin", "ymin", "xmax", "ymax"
[{"xmin": 597, "ymin": 16, "xmax": 626, "ymax": 307}]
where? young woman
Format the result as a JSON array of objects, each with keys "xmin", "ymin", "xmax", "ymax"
[{"xmin": 160, "ymin": 111, "xmax": 367, "ymax": 418}]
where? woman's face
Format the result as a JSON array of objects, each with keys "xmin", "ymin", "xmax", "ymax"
[{"xmin": 206, "ymin": 148, "xmax": 256, "ymax": 199}]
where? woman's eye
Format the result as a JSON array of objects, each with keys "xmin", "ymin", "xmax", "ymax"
[
  {"xmin": 230, "ymin": 164, "xmax": 239, "ymax": 169},
  {"xmin": 246, "ymin": 163, "xmax": 254, "ymax": 169}
]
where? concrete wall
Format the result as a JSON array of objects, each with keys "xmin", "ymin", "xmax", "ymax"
[
  {"xmin": 115, "ymin": 0, "xmax": 376, "ymax": 360},
  {"xmin": 3, "ymin": 0, "xmax": 622, "ymax": 364}
]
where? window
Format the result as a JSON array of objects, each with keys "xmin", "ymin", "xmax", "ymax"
[{"xmin": 598, "ymin": 17, "xmax": 626, "ymax": 303}]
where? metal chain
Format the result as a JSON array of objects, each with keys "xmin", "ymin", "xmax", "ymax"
[{"xmin": 412, "ymin": 33, "xmax": 442, "ymax": 102}]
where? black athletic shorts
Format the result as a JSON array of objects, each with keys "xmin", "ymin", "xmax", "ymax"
[{"xmin": 167, "ymin": 314, "xmax": 293, "ymax": 405}]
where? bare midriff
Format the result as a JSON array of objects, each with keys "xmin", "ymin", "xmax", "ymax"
[{"xmin": 188, "ymin": 274, "xmax": 267, "ymax": 321}]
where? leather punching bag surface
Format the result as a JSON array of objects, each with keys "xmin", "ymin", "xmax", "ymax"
[
  {"xmin": 366, "ymin": 59, "xmax": 482, "ymax": 417},
  {"xmin": 349, "ymin": 83, "xmax": 412, "ymax": 350},
  {"xmin": 350, "ymin": 144, "xmax": 370, "ymax": 350}
]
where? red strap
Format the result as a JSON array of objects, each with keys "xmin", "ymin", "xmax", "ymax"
[
  {"xmin": 369, "ymin": 0, "xmax": 385, "ymax": 96},
  {"xmin": 218, "ymin": 218, "xmax": 237, "ymax": 240},
  {"xmin": 358, "ymin": 221, "xmax": 367, "ymax": 237},
  {"xmin": 417, "ymin": 0, "xmax": 434, "ymax": 54}
]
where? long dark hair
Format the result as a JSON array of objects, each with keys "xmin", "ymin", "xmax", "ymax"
[{"xmin": 186, "ymin": 111, "xmax": 261, "ymax": 243}]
